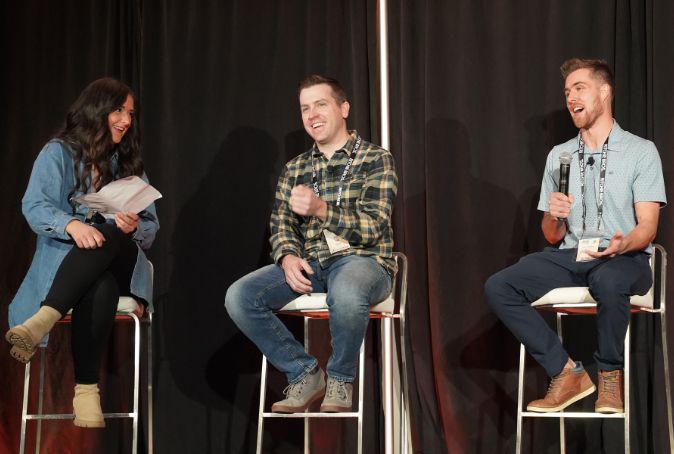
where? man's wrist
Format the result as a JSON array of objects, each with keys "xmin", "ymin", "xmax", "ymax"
[{"xmin": 280, "ymin": 253, "xmax": 299, "ymax": 265}]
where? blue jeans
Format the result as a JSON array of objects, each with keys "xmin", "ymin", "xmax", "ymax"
[{"xmin": 225, "ymin": 255, "xmax": 392, "ymax": 383}]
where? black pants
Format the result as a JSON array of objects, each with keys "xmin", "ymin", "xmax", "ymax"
[
  {"xmin": 43, "ymin": 223, "xmax": 138, "ymax": 384},
  {"xmin": 484, "ymin": 247, "xmax": 652, "ymax": 377}
]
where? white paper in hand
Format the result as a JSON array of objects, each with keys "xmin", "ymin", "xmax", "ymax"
[{"xmin": 75, "ymin": 176, "xmax": 162, "ymax": 218}]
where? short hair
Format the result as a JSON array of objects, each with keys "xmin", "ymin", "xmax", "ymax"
[
  {"xmin": 297, "ymin": 74, "xmax": 348, "ymax": 104},
  {"xmin": 560, "ymin": 58, "xmax": 615, "ymax": 94}
]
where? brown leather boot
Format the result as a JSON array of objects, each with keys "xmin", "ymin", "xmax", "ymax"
[
  {"xmin": 595, "ymin": 369, "xmax": 624, "ymax": 413},
  {"xmin": 527, "ymin": 363, "xmax": 596, "ymax": 412}
]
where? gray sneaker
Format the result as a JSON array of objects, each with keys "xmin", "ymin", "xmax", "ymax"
[
  {"xmin": 271, "ymin": 368, "xmax": 326, "ymax": 413},
  {"xmin": 320, "ymin": 377, "xmax": 353, "ymax": 412}
]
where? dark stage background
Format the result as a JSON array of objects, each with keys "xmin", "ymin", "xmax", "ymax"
[{"xmin": 1, "ymin": 1, "xmax": 673, "ymax": 453}]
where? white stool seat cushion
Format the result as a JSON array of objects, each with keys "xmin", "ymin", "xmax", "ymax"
[
  {"xmin": 531, "ymin": 286, "xmax": 654, "ymax": 309},
  {"xmin": 117, "ymin": 296, "xmax": 142, "ymax": 314},
  {"xmin": 279, "ymin": 293, "xmax": 395, "ymax": 313}
]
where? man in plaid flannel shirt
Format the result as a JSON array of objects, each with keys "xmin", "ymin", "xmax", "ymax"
[{"xmin": 226, "ymin": 75, "xmax": 397, "ymax": 413}]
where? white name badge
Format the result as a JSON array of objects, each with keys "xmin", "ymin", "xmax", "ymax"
[
  {"xmin": 323, "ymin": 230, "xmax": 351, "ymax": 255},
  {"xmin": 576, "ymin": 231, "xmax": 602, "ymax": 262}
]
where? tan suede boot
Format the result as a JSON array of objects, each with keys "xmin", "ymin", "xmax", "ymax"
[
  {"xmin": 5, "ymin": 306, "xmax": 62, "ymax": 363},
  {"xmin": 73, "ymin": 384, "xmax": 106, "ymax": 428}
]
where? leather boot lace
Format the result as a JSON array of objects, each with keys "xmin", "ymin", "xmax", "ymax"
[
  {"xmin": 600, "ymin": 373, "xmax": 619, "ymax": 397},
  {"xmin": 546, "ymin": 370, "xmax": 567, "ymax": 395}
]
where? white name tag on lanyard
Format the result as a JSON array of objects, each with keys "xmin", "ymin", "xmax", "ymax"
[
  {"xmin": 576, "ymin": 231, "xmax": 602, "ymax": 262},
  {"xmin": 323, "ymin": 229, "xmax": 350, "ymax": 254}
]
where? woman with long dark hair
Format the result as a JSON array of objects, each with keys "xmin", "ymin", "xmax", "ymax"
[{"xmin": 5, "ymin": 78, "xmax": 159, "ymax": 428}]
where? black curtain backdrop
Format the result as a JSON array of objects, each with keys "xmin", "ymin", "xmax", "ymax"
[
  {"xmin": 1, "ymin": 1, "xmax": 673, "ymax": 453},
  {"xmin": 389, "ymin": 1, "xmax": 674, "ymax": 453}
]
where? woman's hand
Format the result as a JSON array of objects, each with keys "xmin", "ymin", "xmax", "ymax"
[
  {"xmin": 65, "ymin": 220, "xmax": 106, "ymax": 249},
  {"xmin": 115, "ymin": 212, "xmax": 140, "ymax": 234}
]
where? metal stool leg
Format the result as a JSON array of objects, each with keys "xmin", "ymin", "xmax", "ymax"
[
  {"xmin": 357, "ymin": 338, "xmax": 365, "ymax": 454},
  {"xmin": 303, "ymin": 317, "xmax": 310, "ymax": 454},
  {"xmin": 660, "ymin": 310, "xmax": 674, "ymax": 451},
  {"xmin": 654, "ymin": 244, "xmax": 674, "ymax": 450},
  {"xmin": 382, "ymin": 317, "xmax": 393, "ymax": 454},
  {"xmin": 400, "ymin": 311, "xmax": 411, "ymax": 454},
  {"xmin": 557, "ymin": 314, "xmax": 565, "ymax": 454},
  {"xmin": 147, "ymin": 313, "xmax": 154, "ymax": 454},
  {"xmin": 624, "ymin": 321, "xmax": 631, "ymax": 454},
  {"xmin": 20, "ymin": 358, "xmax": 32, "ymax": 454},
  {"xmin": 35, "ymin": 348, "xmax": 48, "ymax": 454},
  {"xmin": 256, "ymin": 355, "xmax": 269, "ymax": 454},
  {"xmin": 400, "ymin": 391, "xmax": 408, "ymax": 454},
  {"xmin": 516, "ymin": 343, "xmax": 526, "ymax": 454},
  {"xmin": 130, "ymin": 313, "xmax": 141, "ymax": 454}
]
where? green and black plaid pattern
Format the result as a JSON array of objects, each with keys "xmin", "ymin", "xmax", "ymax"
[{"xmin": 270, "ymin": 131, "xmax": 398, "ymax": 275}]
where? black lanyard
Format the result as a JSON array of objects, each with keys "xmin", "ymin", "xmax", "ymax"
[
  {"xmin": 577, "ymin": 134, "xmax": 608, "ymax": 232},
  {"xmin": 311, "ymin": 136, "xmax": 362, "ymax": 207}
]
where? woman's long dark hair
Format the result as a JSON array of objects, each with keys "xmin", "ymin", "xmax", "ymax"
[{"xmin": 58, "ymin": 77, "xmax": 144, "ymax": 199}]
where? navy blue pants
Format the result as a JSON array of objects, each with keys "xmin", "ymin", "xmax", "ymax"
[{"xmin": 484, "ymin": 247, "xmax": 651, "ymax": 377}]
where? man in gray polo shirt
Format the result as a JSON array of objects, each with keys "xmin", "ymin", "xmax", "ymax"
[{"xmin": 485, "ymin": 58, "xmax": 666, "ymax": 414}]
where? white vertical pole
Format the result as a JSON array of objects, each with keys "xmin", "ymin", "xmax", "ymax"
[
  {"xmin": 378, "ymin": 1, "xmax": 395, "ymax": 451},
  {"xmin": 378, "ymin": 0, "xmax": 390, "ymax": 151}
]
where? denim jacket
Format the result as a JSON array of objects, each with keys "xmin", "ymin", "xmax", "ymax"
[{"xmin": 8, "ymin": 140, "xmax": 159, "ymax": 328}]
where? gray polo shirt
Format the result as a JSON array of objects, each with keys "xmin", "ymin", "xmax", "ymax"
[{"xmin": 538, "ymin": 120, "xmax": 666, "ymax": 253}]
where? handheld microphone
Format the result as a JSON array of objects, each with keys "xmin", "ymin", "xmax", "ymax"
[{"xmin": 558, "ymin": 151, "xmax": 572, "ymax": 195}]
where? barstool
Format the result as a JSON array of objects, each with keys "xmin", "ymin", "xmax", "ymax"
[
  {"xmin": 255, "ymin": 252, "xmax": 410, "ymax": 454},
  {"xmin": 18, "ymin": 295, "xmax": 153, "ymax": 454},
  {"xmin": 515, "ymin": 244, "xmax": 673, "ymax": 453}
]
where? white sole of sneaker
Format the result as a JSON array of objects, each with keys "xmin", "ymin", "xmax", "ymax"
[
  {"xmin": 319, "ymin": 403, "xmax": 352, "ymax": 413},
  {"xmin": 271, "ymin": 389, "xmax": 326, "ymax": 413},
  {"xmin": 595, "ymin": 406, "xmax": 623, "ymax": 413}
]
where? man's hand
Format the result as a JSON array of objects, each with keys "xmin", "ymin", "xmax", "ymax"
[
  {"xmin": 290, "ymin": 185, "xmax": 327, "ymax": 220},
  {"xmin": 548, "ymin": 192, "xmax": 575, "ymax": 220},
  {"xmin": 281, "ymin": 255, "xmax": 314, "ymax": 294},
  {"xmin": 585, "ymin": 202, "xmax": 660, "ymax": 258},
  {"xmin": 587, "ymin": 231, "xmax": 624, "ymax": 258},
  {"xmin": 66, "ymin": 220, "xmax": 106, "ymax": 249},
  {"xmin": 115, "ymin": 212, "xmax": 140, "ymax": 234}
]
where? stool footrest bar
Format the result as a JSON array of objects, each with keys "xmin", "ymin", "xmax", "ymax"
[
  {"xmin": 521, "ymin": 411, "xmax": 625, "ymax": 418},
  {"xmin": 26, "ymin": 412, "xmax": 136, "ymax": 420},
  {"xmin": 261, "ymin": 412, "xmax": 360, "ymax": 418}
]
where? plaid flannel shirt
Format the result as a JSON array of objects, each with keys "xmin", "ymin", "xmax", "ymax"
[{"xmin": 270, "ymin": 131, "xmax": 398, "ymax": 275}]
